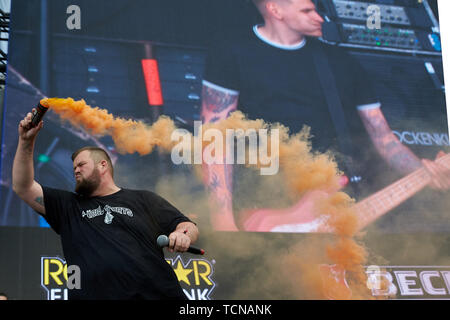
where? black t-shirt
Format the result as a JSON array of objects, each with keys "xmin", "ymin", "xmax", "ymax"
[
  {"xmin": 41, "ymin": 187, "xmax": 191, "ymax": 300},
  {"xmin": 204, "ymin": 27, "xmax": 379, "ymax": 154},
  {"xmin": 204, "ymin": 26, "xmax": 383, "ymax": 197}
]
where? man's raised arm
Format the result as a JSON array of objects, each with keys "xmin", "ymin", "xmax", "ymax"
[{"xmin": 12, "ymin": 110, "xmax": 46, "ymax": 215}]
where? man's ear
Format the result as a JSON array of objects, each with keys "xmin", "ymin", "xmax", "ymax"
[
  {"xmin": 100, "ymin": 159, "xmax": 108, "ymax": 173},
  {"xmin": 266, "ymin": 2, "xmax": 283, "ymax": 20}
]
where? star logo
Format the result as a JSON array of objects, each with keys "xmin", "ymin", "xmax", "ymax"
[
  {"xmin": 166, "ymin": 256, "xmax": 216, "ymax": 300},
  {"xmin": 172, "ymin": 260, "xmax": 193, "ymax": 285}
]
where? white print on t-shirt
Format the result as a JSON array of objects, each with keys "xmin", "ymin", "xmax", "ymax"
[{"xmin": 81, "ymin": 205, "xmax": 134, "ymax": 224}]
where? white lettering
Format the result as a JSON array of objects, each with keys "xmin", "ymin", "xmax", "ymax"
[
  {"xmin": 203, "ymin": 128, "xmax": 224, "ymax": 164},
  {"xmin": 420, "ymin": 271, "xmax": 447, "ymax": 295},
  {"xmin": 183, "ymin": 288, "xmax": 195, "ymax": 300},
  {"xmin": 259, "ymin": 129, "xmax": 280, "ymax": 176},
  {"xmin": 196, "ymin": 288, "xmax": 209, "ymax": 300},
  {"xmin": 223, "ymin": 304, "xmax": 271, "ymax": 315},
  {"xmin": 193, "ymin": 121, "xmax": 203, "ymax": 165},
  {"xmin": 179, "ymin": 304, "xmax": 214, "ymax": 317},
  {"xmin": 171, "ymin": 129, "xmax": 191, "ymax": 164},
  {"xmin": 370, "ymin": 271, "xmax": 397, "ymax": 296},
  {"xmin": 366, "ymin": 265, "xmax": 382, "ymax": 290},
  {"xmin": 226, "ymin": 128, "xmax": 258, "ymax": 165},
  {"xmin": 67, "ymin": 265, "xmax": 81, "ymax": 290},
  {"xmin": 171, "ymin": 122, "xmax": 280, "ymax": 175},
  {"xmin": 66, "ymin": 5, "xmax": 81, "ymax": 30},
  {"xmin": 50, "ymin": 288, "xmax": 62, "ymax": 300},
  {"xmin": 393, "ymin": 130, "xmax": 450, "ymax": 146},
  {"xmin": 367, "ymin": 5, "xmax": 381, "ymax": 30},
  {"xmin": 394, "ymin": 271, "xmax": 423, "ymax": 296},
  {"xmin": 441, "ymin": 271, "xmax": 450, "ymax": 293}
]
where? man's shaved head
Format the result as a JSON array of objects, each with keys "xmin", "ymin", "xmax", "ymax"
[
  {"xmin": 252, "ymin": 0, "xmax": 292, "ymax": 16},
  {"xmin": 72, "ymin": 146, "xmax": 114, "ymax": 177}
]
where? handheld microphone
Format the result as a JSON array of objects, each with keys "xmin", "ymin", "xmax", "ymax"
[
  {"xmin": 29, "ymin": 101, "xmax": 49, "ymax": 128},
  {"xmin": 157, "ymin": 234, "xmax": 205, "ymax": 255}
]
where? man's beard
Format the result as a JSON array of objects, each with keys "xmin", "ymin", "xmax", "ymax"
[{"xmin": 75, "ymin": 168, "xmax": 101, "ymax": 196}]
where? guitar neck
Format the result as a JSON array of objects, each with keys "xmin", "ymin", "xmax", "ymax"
[{"xmin": 354, "ymin": 153, "xmax": 450, "ymax": 230}]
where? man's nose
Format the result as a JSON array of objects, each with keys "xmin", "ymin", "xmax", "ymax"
[{"xmin": 313, "ymin": 10, "xmax": 324, "ymax": 24}]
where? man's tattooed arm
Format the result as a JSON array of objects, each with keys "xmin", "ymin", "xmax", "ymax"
[
  {"xmin": 201, "ymin": 82, "xmax": 239, "ymax": 230},
  {"xmin": 204, "ymin": 163, "xmax": 236, "ymax": 229},
  {"xmin": 12, "ymin": 127, "xmax": 46, "ymax": 215},
  {"xmin": 201, "ymin": 83, "xmax": 239, "ymax": 124},
  {"xmin": 358, "ymin": 106, "xmax": 422, "ymax": 174},
  {"xmin": 35, "ymin": 196, "xmax": 44, "ymax": 206}
]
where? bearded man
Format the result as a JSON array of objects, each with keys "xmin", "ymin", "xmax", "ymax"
[{"xmin": 12, "ymin": 109, "xmax": 199, "ymax": 300}]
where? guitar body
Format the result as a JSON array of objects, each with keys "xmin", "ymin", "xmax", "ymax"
[
  {"xmin": 240, "ymin": 190, "xmax": 332, "ymax": 232},
  {"xmin": 240, "ymin": 153, "xmax": 450, "ymax": 232}
]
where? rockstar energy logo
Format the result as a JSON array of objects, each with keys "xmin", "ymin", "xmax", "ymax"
[
  {"xmin": 40, "ymin": 255, "xmax": 216, "ymax": 300},
  {"xmin": 41, "ymin": 256, "xmax": 69, "ymax": 300},
  {"xmin": 166, "ymin": 256, "xmax": 216, "ymax": 300}
]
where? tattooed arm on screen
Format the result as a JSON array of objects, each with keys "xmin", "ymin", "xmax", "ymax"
[
  {"xmin": 358, "ymin": 106, "xmax": 450, "ymax": 190},
  {"xmin": 201, "ymin": 82, "xmax": 239, "ymax": 230}
]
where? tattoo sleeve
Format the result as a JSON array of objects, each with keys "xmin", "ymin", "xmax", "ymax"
[
  {"xmin": 207, "ymin": 164, "xmax": 233, "ymax": 210},
  {"xmin": 200, "ymin": 83, "xmax": 239, "ymax": 229},
  {"xmin": 201, "ymin": 83, "xmax": 238, "ymax": 124},
  {"xmin": 358, "ymin": 107, "xmax": 422, "ymax": 174},
  {"xmin": 201, "ymin": 82, "xmax": 238, "ymax": 206}
]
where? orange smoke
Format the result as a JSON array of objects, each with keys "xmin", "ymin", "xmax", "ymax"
[
  {"xmin": 41, "ymin": 97, "xmax": 176, "ymax": 155},
  {"xmin": 42, "ymin": 97, "xmax": 371, "ymax": 299}
]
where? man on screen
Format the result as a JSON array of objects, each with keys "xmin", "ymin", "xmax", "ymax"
[
  {"xmin": 12, "ymin": 111, "xmax": 199, "ymax": 299},
  {"xmin": 201, "ymin": 0, "xmax": 450, "ymax": 231}
]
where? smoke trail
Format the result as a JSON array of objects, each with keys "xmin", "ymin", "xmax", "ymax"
[
  {"xmin": 41, "ymin": 98, "xmax": 177, "ymax": 155},
  {"xmin": 42, "ymin": 97, "xmax": 372, "ymax": 299}
]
